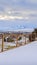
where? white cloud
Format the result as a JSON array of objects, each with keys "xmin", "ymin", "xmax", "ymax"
[
  {"xmin": 0, "ymin": 9, "xmax": 37, "ymax": 21},
  {"xmin": 0, "ymin": 15, "xmax": 23, "ymax": 20}
]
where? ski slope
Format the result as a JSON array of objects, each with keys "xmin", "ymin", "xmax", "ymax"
[{"xmin": 0, "ymin": 41, "xmax": 37, "ymax": 65}]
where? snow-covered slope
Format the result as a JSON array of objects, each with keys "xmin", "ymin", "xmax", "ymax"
[{"xmin": 0, "ymin": 41, "xmax": 37, "ymax": 65}]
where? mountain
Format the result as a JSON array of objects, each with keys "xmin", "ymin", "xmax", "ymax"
[{"xmin": 0, "ymin": 20, "xmax": 37, "ymax": 31}]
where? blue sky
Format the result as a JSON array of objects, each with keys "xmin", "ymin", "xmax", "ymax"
[{"xmin": 0, "ymin": 0, "xmax": 37, "ymax": 30}]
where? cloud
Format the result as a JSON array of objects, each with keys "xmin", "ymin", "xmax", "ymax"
[
  {"xmin": 0, "ymin": 0, "xmax": 37, "ymax": 11},
  {"xmin": 0, "ymin": 0, "xmax": 37, "ymax": 21},
  {"xmin": 0, "ymin": 9, "xmax": 37, "ymax": 21},
  {"xmin": 0, "ymin": 14, "xmax": 23, "ymax": 20}
]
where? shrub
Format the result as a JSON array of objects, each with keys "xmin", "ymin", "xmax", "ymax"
[
  {"xmin": 7, "ymin": 38, "xmax": 14, "ymax": 42},
  {"xmin": 18, "ymin": 37, "xmax": 22, "ymax": 40}
]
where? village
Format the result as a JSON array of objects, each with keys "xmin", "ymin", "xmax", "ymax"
[{"xmin": 0, "ymin": 28, "xmax": 37, "ymax": 52}]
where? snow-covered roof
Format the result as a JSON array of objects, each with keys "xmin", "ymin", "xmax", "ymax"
[{"xmin": 0, "ymin": 41, "xmax": 37, "ymax": 65}]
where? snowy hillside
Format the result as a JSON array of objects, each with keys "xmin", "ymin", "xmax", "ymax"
[{"xmin": 0, "ymin": 41, "xmax": 37, "ymax": 65}]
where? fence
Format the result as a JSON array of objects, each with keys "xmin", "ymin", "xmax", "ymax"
[{"xmin": 0, "ymin": 32, "xmax": 37, "ymax": 52}]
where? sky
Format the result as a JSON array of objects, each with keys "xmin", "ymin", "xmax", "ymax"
[{"xmin": 0, "ymin": 0, "xmax": 37, "ymax": 30}]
